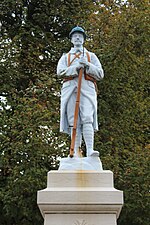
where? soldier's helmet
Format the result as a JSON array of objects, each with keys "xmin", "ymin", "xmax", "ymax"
[{"xmin": 69, "ymin": 26, "xmax": 86, "ymax": 40}]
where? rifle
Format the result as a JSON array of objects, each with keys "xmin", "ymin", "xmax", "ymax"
[{"xmin": 69, "ymin": 47, "xmax": 84, "ymax": 157}]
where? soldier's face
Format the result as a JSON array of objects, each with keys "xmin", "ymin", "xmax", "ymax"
[{"xmin": 71, "ymin": 32, "xmax": 84, "ymax": 47}]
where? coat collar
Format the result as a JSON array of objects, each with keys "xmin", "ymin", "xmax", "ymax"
[{"xmin": 69, "ymin": 47, "xmax": 87, "ymax": 54}]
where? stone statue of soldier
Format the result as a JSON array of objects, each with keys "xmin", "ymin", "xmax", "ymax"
[{"xmin": 57, "ymin": 26, "xmax": 104, "ymax": 157}]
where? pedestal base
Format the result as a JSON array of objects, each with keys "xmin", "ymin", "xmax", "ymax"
[{"xmin": 37, "ymin": 171, "xmax": 123, "ymax": 225}]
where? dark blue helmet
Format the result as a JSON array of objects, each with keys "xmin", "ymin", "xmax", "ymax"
[{"xmin": 69, "ymin": 26, "xmax": 86, "ymax": 39}]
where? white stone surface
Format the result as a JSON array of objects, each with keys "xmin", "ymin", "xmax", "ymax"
[
  {"xmin": 37, "ymin": 171, "xmax": 123, "ymax": 225},
  {"xmin": 44, "ymin": 214, "xmax": 117, "ymax": 225},
  {"xmin": 58, "ymin": 156, "xmax": 103, "ymax": 171},
  {"xmin": 47, "ymin": 170, "xmax": 113, "ymax": 188}
]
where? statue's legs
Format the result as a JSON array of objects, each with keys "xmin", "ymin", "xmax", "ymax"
[{"xmin": 67, "ymin": 90, "xmax": 99, "ymax": 157}]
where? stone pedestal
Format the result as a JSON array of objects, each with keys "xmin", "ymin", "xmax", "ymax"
[{"xmin": 37, "ymin": 170, "xmax": 123, "ymax": 225}]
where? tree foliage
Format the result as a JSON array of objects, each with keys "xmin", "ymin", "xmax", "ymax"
[{"xmin": 0, "ymin": 0, "xmax": 149, "ymax": 225}]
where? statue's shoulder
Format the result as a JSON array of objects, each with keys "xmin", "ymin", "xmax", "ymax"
[
  {"xmin": 86, "ymin": 50, "xmax": 94, "ymax": 55},
  {"xmin": 59, "ymin": 53, "xmax": 68, "ymax": 60},
  {"xmin": 85, "ymin": 50, "xmax": 94, "ymax": 61},
  {"xmin": 61, "ymin": 53, "xmax": 67, "ymax": 57},
  {"xmin": 85, "ymin": 49, "xmax": 94, "ymax": 56},
  {"xmin": 86, "ymin": 49, "xmax": 92, "ymax": 53},
  {"xmin": 87, "ymin": 51, "xmax": 99, "ymax": 59},
  {"xmin": 61, "ymin": 52, "xmax": 70, "ymax": 58}
]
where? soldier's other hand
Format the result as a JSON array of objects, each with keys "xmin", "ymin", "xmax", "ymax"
[{"xmin": 79, "ymin": 56, "xmax": 89, "ymax": 67}]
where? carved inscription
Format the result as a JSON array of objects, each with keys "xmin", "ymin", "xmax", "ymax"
[
  {"xmin": 74, "ymin": 220, "xmax": 87, "ymax": 225},
  {"xmin": 74, "ymin": 219, "xmax": 95, "ymax": 225}
]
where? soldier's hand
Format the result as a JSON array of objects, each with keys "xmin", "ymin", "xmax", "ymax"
[
  {"xmin": 76, "ymin": 62, "xmax": 84, "ymax": 71},
  {"xmin": 79, "ymin": 56, "xmax": 89, "ymax": 67}
]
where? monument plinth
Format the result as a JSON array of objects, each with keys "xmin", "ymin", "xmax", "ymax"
[{"xmin": 37, "ymin": 167, "xmax": 123, "ymax": 225}]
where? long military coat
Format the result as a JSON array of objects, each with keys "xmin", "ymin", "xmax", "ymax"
[{"xmin": 57, "ymin": 47, "xmax": 104, "ymax": 134}]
